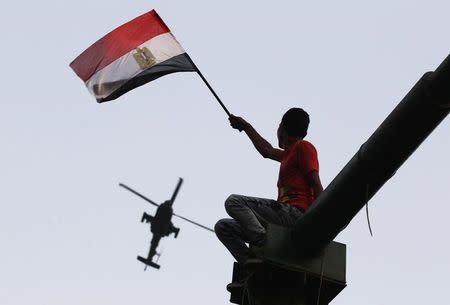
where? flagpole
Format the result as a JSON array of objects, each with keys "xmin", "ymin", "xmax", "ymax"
[{"xmin": 186, "ymin": 55, "xmax": 231, "ymax": 117}]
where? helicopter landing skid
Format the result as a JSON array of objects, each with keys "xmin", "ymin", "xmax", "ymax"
[{"xmin": 137, "ymin": 256, "xmax": 161, "ymax": 270}]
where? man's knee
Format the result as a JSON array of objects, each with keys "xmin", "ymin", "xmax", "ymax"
[
  {"xmin": 214, "ymin": 219, "xmax": 227, "ymax": 235},
  {"xmin": 224, "ymin": 194, "xmax": 242, "ymax": 213},
  {"xmin": 214, "ymin": 219, "xmax": 231, "ymax": 241}
]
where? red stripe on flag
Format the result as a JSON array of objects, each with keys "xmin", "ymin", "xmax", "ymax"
[{"xmin": 70, "ymin": 10, "xmax": 170, "ymax": 82}]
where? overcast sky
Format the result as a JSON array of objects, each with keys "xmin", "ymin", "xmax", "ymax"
[{"xmin": 1, "ymin": 1, "xmax": 449, "ymax": 305}]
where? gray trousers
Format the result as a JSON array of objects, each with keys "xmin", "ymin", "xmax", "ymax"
[{"xmin": 215, "ymin": 194, "xmax": 304, "ymax": 263}]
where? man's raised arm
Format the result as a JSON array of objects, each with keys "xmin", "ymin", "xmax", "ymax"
[{"xmin": 229, "ymin": 114, "xmax": 283, "ymax": 162}]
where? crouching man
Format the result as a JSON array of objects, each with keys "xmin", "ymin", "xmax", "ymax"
[{"xmin": 215, "ymin": 108, "xmax": 323, "ymax": 289}]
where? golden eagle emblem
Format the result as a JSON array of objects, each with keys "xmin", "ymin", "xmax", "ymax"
[{"xmin": 133, "ymin": 47, "xmax": 156, "ymax": 70}]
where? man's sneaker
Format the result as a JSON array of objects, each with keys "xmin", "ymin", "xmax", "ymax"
[
  {"xmin": 226, "ymin": 266, "xmax": 251, "ymax": 292},
  {"xmin": 244, "ymin": 257, "xmax": 264, "ymax": 271},
  {"xmin": 226, "ymin": 279, "xmax": 246, "ymax": 292},
  {"xmin": 226, "ymin": 260, "xmax": 263, "ymax": 292}
]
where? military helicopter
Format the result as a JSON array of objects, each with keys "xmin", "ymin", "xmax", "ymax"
[{"xmin": 119, "ymin": 178, "xmax": 214, "ymax": 270}]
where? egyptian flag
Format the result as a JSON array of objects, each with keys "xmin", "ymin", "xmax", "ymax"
[{"xmin": 70, "ymin": 10, "xmax": 196, "ymax": 103}]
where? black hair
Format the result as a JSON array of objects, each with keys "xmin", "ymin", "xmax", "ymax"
[{"xmin": 281, "ymin": 108, "xmax": 310, "ymax": 138}]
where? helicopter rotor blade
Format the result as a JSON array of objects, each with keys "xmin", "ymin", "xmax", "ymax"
[
  {"xmin": 173, "ymin": 213, "xmax": 214, "ymax": 233},
  {"xmin": 169, "ymin": 178, "xmax": 184, "ymax": 205},
  {"xmin": 118, "ymin": 183, "xmax": 159, "ymax": 207}
]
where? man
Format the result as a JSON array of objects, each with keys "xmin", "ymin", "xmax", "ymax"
[{"xmin": 215, "ymin": 108, "xmax": 323, "ymax": 288}]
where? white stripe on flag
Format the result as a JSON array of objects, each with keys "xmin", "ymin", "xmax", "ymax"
[{"xmin": 85, "ymin": 32, "xmax": 186, "ymax": 99}]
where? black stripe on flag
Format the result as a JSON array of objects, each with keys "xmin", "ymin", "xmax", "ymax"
[{"xmin": 95, "ymin": 53, "xmax": 196, "ymax": 103}]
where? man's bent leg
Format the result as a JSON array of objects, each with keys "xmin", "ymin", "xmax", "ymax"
[
  {"xmin": 215, "ymin": 218, "xmax": 250, "ymax": 263},
  {"xmin": 224, "ymin": 194, "xmax": 284, "ymax": 246}
]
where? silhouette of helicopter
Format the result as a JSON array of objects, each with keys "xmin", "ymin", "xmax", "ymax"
[{"xmin": 119, "ymin": 178, "xmax": 214, "ymax": 270}]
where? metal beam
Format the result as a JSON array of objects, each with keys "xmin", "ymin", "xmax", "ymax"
[{"xmin": 293, "ymin": 54, "xmax": 450, "ymax": 254}]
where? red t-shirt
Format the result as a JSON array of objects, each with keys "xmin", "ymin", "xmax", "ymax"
[{"xmin": 277, "ymin": 140, "xmax": 319, "ymax": 210}]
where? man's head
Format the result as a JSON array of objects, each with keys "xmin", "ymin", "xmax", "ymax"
[{"xmin": 277, "ymin": 108, "xmax": 310, "ymax": 149}]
